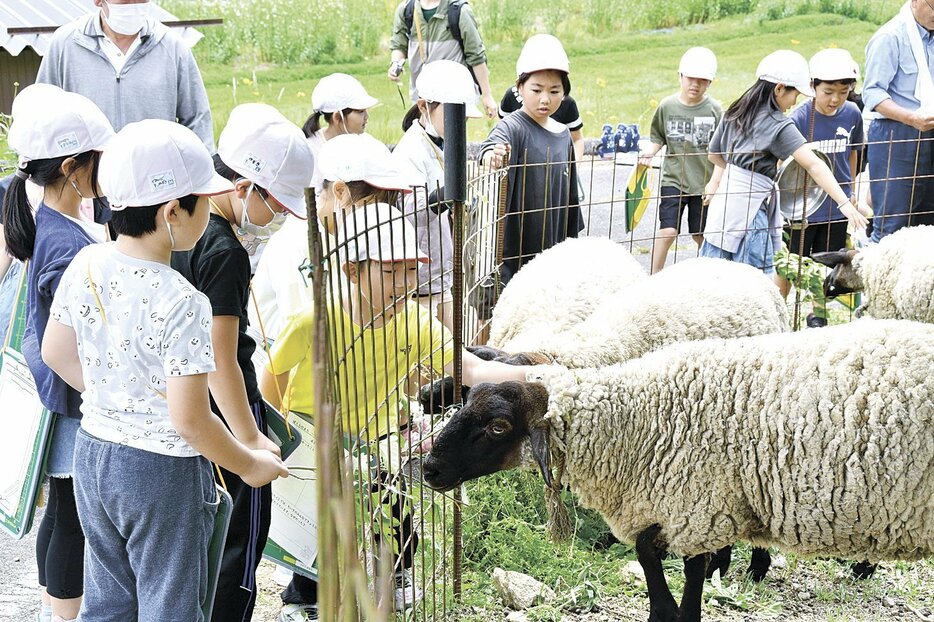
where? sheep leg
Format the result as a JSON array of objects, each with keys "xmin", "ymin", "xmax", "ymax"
[
  {"xmin": 636, "ymin": 525, "xmax": 679, "ymax": 622},
  {"xmin": 677, "ymin": 553, "xmax": 708, "ymax": 622},
  {"xmin": 705, "ymin": 545, "xmax": 731, "ymax": 579},
  {"xmin": 747, "ymin": 547, "xmax": 771, "ymax": 582}
]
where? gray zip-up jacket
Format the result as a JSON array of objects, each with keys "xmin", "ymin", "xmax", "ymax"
[{"xmin": 37, "ymin": 14, "xmax": 214, "ymax": 150}]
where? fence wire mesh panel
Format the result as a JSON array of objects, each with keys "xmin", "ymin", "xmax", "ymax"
[
  {"xmin": 300, "ymin": 124, "xmax": 932, "ymax": 621},
  {"xmin": 306, "ymin": 193, "xmax": 457, "ymax": 622}
]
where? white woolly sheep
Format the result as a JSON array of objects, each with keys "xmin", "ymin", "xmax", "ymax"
[
  {"xmin": 500, "ymin": 257, "xmax": 790, "ymax": 366},
  {"xmin": 488, "ymin": 236, "xmax": 647, "ymax": 349},
  {"xmin": 814, "ymin": 224, "xmax": 934, "ymax": 323},
  {"xmin": 423, "ymin": 318, "xmax": 934, "ymax": 622}
]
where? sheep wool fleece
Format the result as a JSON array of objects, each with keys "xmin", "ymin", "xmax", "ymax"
[
  {"xmin": 489, "ymin": 237, "xmax": 647, "ymax": 350},
  {"xmin": 536, "ymin": 318, "xmax": 934, "ymax": 562},
  {"xmin": 855, "ymin": 225, "xmax": 934, "ymax": 323},
  {"xmin": 505, "ymin": 258, "xmax": 789, "ymax": 366}
]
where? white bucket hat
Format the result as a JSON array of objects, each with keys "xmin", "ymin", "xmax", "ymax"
[
  {"xmin": 317, "ymin": 133, "xmax": 420, "ymax": 192},
  {"xmin": 311, "ymin": 73, "xmax": 379, "ymax": 113},
  {"xmin": 679, "ymin": 47, "xmax": 717, "ymax": 81},
  {"xmin": 809, "ymin": 48, "xmax": 860, "ymax": 82},
  {"xmin": 218, "ymin": 103, "xmax": 315, "ymax": 218},
  {"xmin": 515, "ymin": 34, "xmax": 570, "ymax": 77},
  {"xmin": 756, "ymin": 50, "xmax": 815, "ymax": 97},
  {"xmin": 415, "ymin": 60, "xmax": 483, "ymax": 118},
  {"xmin": 8, "ymin": 84, "xmax": 114, "ymax": 164},
  {"xmin": 337, "ymin": 202, "xmax": 428, "ymax": 265},
  {"xmin": 100, "ymin": 119, "xmax": 233, "ymax": 210}
]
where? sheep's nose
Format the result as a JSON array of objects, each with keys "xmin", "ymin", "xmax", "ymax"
[{"xmin": 421, "ymin": 458, "xmax": 441, "ymax": 483}]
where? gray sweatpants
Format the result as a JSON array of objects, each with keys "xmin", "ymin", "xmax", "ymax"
[{"xmin": 73, "ymin": 429, "xmax": 218, "ymax": 622}]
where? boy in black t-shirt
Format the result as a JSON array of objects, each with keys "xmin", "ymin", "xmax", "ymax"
[{"xmin": 171, "ymin": 103, "xmax": 315, "ymax": 622}]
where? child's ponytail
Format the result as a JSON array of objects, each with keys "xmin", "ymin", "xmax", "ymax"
[
  {"xmin": 3, "ymin": 152, "xmax": 99, "ymax": 261},
  {"xmin": 3, "ymin": 167, "xmax": 37, "ymax": 261},
  {"xmin": 302, "ymin": 110, "xmax": 325, "ymax": 137},
  {"xmin": 724, "ymin": 79, "xmax": 779, "ymax": 136}
]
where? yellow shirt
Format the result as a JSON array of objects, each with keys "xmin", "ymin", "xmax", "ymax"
[{"xmin": 267, "ymin": 299, "xmax": 454, "ymax": 441}]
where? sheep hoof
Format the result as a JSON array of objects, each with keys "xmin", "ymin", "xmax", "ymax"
[
  {"xmin": 705, "ymin": 545, "xmax": 731, "ymax": 580},
  {"xmin": 746, "ymin": 547, "xmax": 771, "ymax": 582},
  {"xmin": 851, "ymin": 561, "xmax": 877, "ymax": 580}
]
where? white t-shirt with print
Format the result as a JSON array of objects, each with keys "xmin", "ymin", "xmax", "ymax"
[{"xmin": 50, "ymin": 243, "xmax": 216, "ymax": 457}]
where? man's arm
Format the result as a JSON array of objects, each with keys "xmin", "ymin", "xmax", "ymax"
[
  {"xmin": 470, "ymin": 62, "xmax": 497, "ymax": 118},
  {"xmin": 873, "ymin": 99, "xmax": 934, "ymax": 131},
  {"xmin": 175, "ymin": 48, "xmax": 215, "ymax": 151}
]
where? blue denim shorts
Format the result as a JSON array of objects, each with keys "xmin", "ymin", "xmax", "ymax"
[
  {"xmin": 700, "ymin": 203, "xmax": 776, "ymax": 274},
  {"xmin": 44, "ymin": 414, "xmax": 81, "ymax": 478}
]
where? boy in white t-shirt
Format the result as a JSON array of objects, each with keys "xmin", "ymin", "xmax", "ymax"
[{"xmin": 41, "ymin": 120, "xmax": 288, "ymax": 622}]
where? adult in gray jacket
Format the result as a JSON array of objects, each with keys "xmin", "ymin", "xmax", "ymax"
[{"xmin": 37, "ymin": 0, "xmax": 213, "ymax": 151}]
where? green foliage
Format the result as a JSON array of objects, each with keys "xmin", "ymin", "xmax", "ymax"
[
  {"xmin": 459, "ymin": 470, "xmax": 629, "ymax": 602},
  {"xmin": 774, "ymin": 243, "xmax": 826, "ymax": 304},
  {"xmin": 162, "ymin": 0, "xmax": 900, "ymax": 67}
]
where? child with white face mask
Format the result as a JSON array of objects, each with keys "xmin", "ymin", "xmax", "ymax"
[
  {"xmin": 394, "ymin": 60, "xmax": 483, "ymax": 331},
  {"xmin": 170, "ymin": 103, "xmax": 314, "ymax": 622},
  {"xmin": 3, "ymin": 83, "xmax": 114, "ymax": 622}
]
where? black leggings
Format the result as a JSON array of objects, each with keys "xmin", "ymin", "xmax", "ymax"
[{"xmin": 35, "ymin": 477, "xmax": 85, "ymax": 599}]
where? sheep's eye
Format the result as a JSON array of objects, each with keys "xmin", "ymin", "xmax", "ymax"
[{"xmin": 488, "ymin": 420, "xmax": 510, "ymax": 436}]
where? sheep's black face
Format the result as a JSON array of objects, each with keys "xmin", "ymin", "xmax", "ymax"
[
  {"xmin": 812, "ymin": 249, "xmax": 862, "ymax": 298},
  {"xmin": 423, "ymin": 381, "xmax": 547, "ymax": 492}
]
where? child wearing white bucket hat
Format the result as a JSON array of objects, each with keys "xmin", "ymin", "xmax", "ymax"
[
  {"xmin": 263, "ymin": 130, "xmax": 551, "ymax": 622},
  {"xmin": 781, "ymin": 48, "xmax": 867, "ymax": 327},
  {"xmin": 395, "ymin": 59, "xmax": 481, "ymax": 331},
  {"xmin": 41, "ymin": 119, "xmax": 288, "ymax": 622},
  {"xmin": 302, "ymin": 73, "xmax": 380, "ymax": 190},
  {"xmin": 169, "ymin": 102, "xmax": 313, "ymax": 622},
  {"xmin": 2, "ymin": 83, "xmax": 114, "ymax": 622},
  {"xmin": 639, "ymin": 47, "xmax": 723, "ymax": 274},
  {"xmin": 249, "ymin": 76, "xmax": 380, "ymax": 339},
  {"xmin": 700, "ymin": 49, "xmax": 868, "ymax": 275},
  {"xmin": 479, "ymin": 34, "xmax": 584, "ymax": 294}
]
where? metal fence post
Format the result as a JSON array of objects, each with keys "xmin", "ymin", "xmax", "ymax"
[{"xmin": 443, "ymin": 102, "xmax": 467, "ymax": 599}]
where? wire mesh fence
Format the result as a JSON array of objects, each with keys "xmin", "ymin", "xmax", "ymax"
[{"xmin": 292, "ymin": 126, "xmax": 933, "ymax": 621}]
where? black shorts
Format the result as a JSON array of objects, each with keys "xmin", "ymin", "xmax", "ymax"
[
  {"xmin": 658, "ymin": 186, "xmax": 706, "ymax": 234},
  {"xmin": 785, "ymin": 221, "xmax": 848, "ymax": 257}
]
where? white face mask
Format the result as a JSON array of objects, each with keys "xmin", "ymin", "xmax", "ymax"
[
  {"xmin": 102, "ymin": 0, "xmax": 150, "ymax": 36},
  {"xmin": 236, "ymin": 184, "xmax": 288, "ymax": 267}
]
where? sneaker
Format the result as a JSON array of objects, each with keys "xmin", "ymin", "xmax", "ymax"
[
  {"xmin": 278, "ymin": 603, "xmax": 319, "ymax": 621},
  {"xmin": 393, "ymin": 569, "xmax": 423, "ymax": 611},
  {"xmin": 806, "ymin": 313, "xmax": 828, "ymax": 328}
]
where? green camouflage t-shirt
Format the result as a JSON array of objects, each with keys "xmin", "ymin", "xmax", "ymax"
[{"xmin": 649, "ymin": 94, "xmax": 723, "ymax": 195}]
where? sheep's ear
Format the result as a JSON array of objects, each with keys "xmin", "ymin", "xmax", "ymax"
[
  {"xmin": 529, "ymin": 426, "xmax": 553, "ymax": 488},
  {"xmin": 812, "ymin": 250, "xmax": 852, "ymax": 268}
]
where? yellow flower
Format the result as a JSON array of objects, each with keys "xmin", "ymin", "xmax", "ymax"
[
  {"xmin": 649, "ymin": 99, "xmax": 658, "ymax": 108},
  {"xmin": 828, "ymin": 42, "xmax": 839, "ymax": 48},
  {"xmin": 790, "ymin": 38, "xmax": 800, "ymax": 45},
  {"xmin": 297, "ymin": 91, "xmax": 306, "ymax": 98},
  {"xmin": 252, "ymin": 91, "xmax": 260, "ymax": 96},
  {"xmin": 241, "ymin": 77, "xmax": 252, "ymax": 85},
  {"xmin": 596, "ymin": 77, "xmax": 607, "ymax": 89}
]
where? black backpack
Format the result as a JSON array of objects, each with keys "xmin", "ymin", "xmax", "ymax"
[{"xmin": 402, "ymin": 0, "xmax": 479, "ymax": 85}]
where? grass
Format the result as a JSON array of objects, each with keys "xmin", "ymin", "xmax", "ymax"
[{"xmin": 192, "ymin": 12, "xmax": 889, "ymax": 145}]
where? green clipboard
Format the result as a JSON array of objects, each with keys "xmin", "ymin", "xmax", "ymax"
[
  {"xmin": 202, "ymin": 484, "xmax": 233, "ymax": 621},
  {"xmin": 265, "ymin": 401, "xmax": 302, "ymax": 461},
  {"xmin": 0, "ymin": 263, "xmax": 56, "ymax": 540}
]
